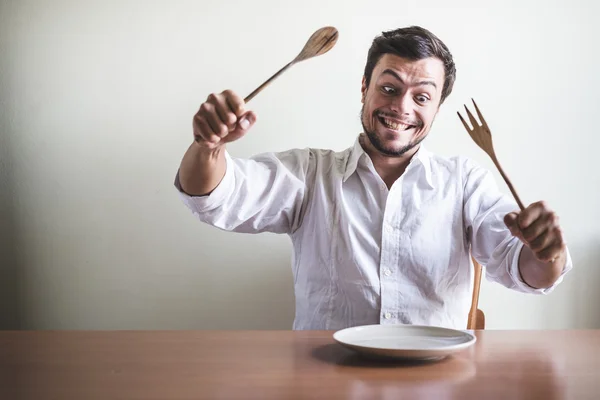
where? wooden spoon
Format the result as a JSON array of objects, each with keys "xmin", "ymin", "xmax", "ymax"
[{"xmin": 243, "ymin": 26, "xmax": 339, "ymax": 103}]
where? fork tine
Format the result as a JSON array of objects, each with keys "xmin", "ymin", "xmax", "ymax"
[
  {"xmin": 457, "ymin": 111, "xmax": 472, "ymax": 132},
  {"xmin": 471, "ymin": 99, "xmax": 488, "ymax": 129},
  {"xmin": 464, "ymin": 105, "xmax": 479, "ymax": 128}
]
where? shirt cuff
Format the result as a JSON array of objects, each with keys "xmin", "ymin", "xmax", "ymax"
[
  {"xmin": 508, "ymin": 241, "xmax": 573, "ymax": 294},
  {"xmin": 174, "ymin": 151, "xmax": 235, "ymax": 213}
]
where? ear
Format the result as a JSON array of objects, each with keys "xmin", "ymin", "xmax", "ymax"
[
  {"xmin": 361, "ymin": 76, "xmax": 367, "ymax": 104},
  {"xmin": 433, "ymin": 97, "xmax": 443, "ymax": 117}
]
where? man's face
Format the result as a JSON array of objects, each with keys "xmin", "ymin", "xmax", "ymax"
[{"xmin": 361, "ymin": 54, "xmax": 445, "ymax": 156}]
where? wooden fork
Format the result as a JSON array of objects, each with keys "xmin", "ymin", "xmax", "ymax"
[{"xmin": 457, "ymin": 99, "xmax": 525, "ymax": 211}]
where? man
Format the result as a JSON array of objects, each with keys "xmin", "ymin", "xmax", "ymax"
[{"xmin": 174, "ymin": 26, "xmax": 572, "ymax": 330}]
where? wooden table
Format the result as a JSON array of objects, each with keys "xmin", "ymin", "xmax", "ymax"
[{"xmin": 1, "ymin": 330, "xmax": 598, "ymax": 399}]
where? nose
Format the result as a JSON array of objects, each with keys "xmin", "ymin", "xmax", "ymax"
[{"xmin": 389, "ymin": 92, "xmax": 413, "ymax": 117}]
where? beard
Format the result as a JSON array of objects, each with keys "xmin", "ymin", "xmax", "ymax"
[{"xmin": 360, "ymin": 104, "xmax": 427, "ymax": 157}]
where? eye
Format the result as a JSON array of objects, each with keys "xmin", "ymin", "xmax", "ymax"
[
  {"xmin": 381, "ymin": 86, "xmax": 396, "ymax": 94},
  {"xmin": 415, "ymin": 95, "xmax": 430, "ymax": 104}
]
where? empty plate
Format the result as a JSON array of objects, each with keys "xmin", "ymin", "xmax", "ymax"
[{"xmin": 333, "ymin": 324, "xmax": 476, "ymax": 360}]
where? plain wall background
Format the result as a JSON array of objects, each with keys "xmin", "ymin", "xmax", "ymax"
[{"xmin": 1, "ymin": 0, "xmax": 598, "ymax": 330}]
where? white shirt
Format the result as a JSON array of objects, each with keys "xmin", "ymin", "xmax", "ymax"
[{"xmin": 175, "ymin": 135, "xmax": 572, "ymax": 330}]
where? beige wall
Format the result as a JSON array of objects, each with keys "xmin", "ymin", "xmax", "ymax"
[{"xmin": 1, "ymin": 0, "xmax": 598, "ymax": 330}]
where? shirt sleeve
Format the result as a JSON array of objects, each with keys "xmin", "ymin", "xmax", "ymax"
[
  {"xmin": 462, "ymin": 158, "xmax": 572, "ymax": 294},
  {"xmin": 174, "ymin": 148, "xmax": 313, "ymax": 235}
]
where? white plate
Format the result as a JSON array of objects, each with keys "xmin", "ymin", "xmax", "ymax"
[{"xmin": 333, "ymin": 324, "xmax": 476, "ymax": 360}]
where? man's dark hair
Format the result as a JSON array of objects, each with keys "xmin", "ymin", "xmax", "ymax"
[{"xmin": 363, "ymin": 26, "xmax": 456, "ymax": 103}]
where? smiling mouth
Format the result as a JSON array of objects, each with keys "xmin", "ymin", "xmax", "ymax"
[{"xmin": 377, "ymin": 115, "xmax": 416, "ymax": 131}]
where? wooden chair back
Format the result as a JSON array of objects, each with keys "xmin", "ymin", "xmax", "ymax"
[{"xmin": 467, "ymin": 256, "xmax": 485, "ymax": 330}]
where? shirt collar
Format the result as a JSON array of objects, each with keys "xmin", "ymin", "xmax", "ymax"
[
  {"xmin": 342, "ymin": 135, "xmax": 366, "ymax": 182},
  {"xmin": 343, "ymin": 134, "xmax": 434, "ymax": 189}
]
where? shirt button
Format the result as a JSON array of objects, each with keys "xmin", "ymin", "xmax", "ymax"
[
  {"xmin": 384, "ymin": 312, "xmax": 392, "ymax": 319},
  {"xmin": 383, "ymin": 268, "xmax": 392, "ymax": 277},
  {"xmin": 381, "ymin": 184, "xmax": 386, "ymax": 191}
]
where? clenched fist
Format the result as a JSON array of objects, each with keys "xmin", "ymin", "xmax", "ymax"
[
  {"xmin": 193, "ymin": 90, "xmax": 257, "ymax": 149},
  {"xmin": 504, "ymin": 201, "xmax": 567, "ymax": 263}
]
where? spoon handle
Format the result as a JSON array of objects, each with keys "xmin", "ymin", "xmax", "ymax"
[{"xmin": 244, "ymin": 61, "xmax": 294, "ymax": 103}]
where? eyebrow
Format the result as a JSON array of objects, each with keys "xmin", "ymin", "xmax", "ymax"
[{"xmin": 381, "ymin": 69, "xmax": 438, "ymax": 90}]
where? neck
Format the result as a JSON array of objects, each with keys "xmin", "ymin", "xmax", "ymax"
[{"xmin": 359, "ymin": 133, "xmax": 420, "ymax": 188}]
